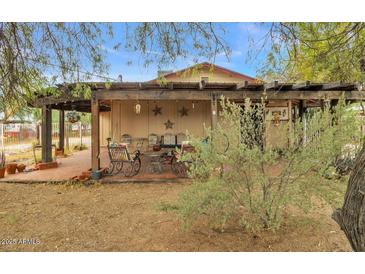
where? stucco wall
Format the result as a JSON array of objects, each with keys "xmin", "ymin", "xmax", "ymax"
[{"xmin": 164, "ymin": 67, "xmax": 251, "ymax": 83}]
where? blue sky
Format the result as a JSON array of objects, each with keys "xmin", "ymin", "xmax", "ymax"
[{"xmin": 102, "ymin": 23, "xmax": 271, "ymax": 82}]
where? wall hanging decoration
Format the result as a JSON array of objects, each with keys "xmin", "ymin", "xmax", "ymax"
[
  {"xmin": 66, "ymin": 111, "xmax": 81, "ymax": 123},
  {"xmin": 152, "ymin": 105, "xmax": 162, "ymax": 116},
  {"xmin": 164, "ymin": 119, "xmax": 174, "ymax": 130},
  {"xmin": 178, "ymin": 106, "xmax": 189, "ymax": 117},
  {"xmin": 135, "ymin": 101, "xmax": 141, "ymax": 114},
  {"xmin": 265, "ymin": 107, "xmax": 289, "ymax": 126}
]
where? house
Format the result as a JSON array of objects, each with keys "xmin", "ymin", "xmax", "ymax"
[
  {"xmin": 31, "ymin": 62, "xmax": 365, "ymax": 175},
  {"xmin": 99, "ymin": 63, "xmax": 257, "ymax": 147}
]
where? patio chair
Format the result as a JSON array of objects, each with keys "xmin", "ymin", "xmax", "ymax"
[
  {"xmin": 148, "ymin": 133, "xmax": 159, "ymax": 150},
  {"xmin": 121, "ymin": 133, "xmax": 132, "ymax": 145},
  {"xmin": 171, "ymin": 142, "xmax": 195, "ymax": 178},
  {"xmin": 163, "ymin": 133, "xmax": 176, "ymax": 146},
  {"xmin": 176, "ymin": 132, "xmax": 187, "ymax": 145},
  {"xmin": 134, "ymin": 138, "xmax": 145, "ymax": 151},
  {"xmin": 105, "ymin": 138, "xmax": 141, "ymax": 177}
]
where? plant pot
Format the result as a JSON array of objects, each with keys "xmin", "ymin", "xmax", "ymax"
[
  {"xmin": 6, "ymin": 163, "xmax": 17, "ymax": 174},
  {"xmin": 17, "ymin": 164, "xmax": 26, "ymax": 173},
  {"xmin": 91, "ymin": 169, "xmax": 103, "ymax": 180},
  {"xmin": 0, "ymin": 167, "xmax": 5, "ymax": 178},
  {"xmin": 55, "ymin": 149, "xmax": 64, "ymax": 156},
  {"xmin": 153, "ymin": 145, "xmax": 161, "ymax": 151}
]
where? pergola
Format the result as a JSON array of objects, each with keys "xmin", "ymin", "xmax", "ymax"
[{"xmin": 31, "ymin": 80, "xmax": 365, "ymax": 176}]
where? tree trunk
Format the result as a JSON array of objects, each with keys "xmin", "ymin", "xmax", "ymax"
[{"xmin": 332, "ymin": 145, "xmax": 365, "ymax": 251}]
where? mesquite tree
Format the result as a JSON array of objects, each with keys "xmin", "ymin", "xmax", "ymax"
[
  {"xmin": 176, "ymin": 98, "xmax": 361, "ymax": 231},
  {"xmin": 0, "ymin": 22, "xmax": 229, "ymax": 121}
]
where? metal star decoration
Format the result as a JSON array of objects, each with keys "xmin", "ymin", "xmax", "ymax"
[
  {"xmin": 164, "ymin": 119, "xmax": 174, "ymax": 129},
  {"xmin": 178, "ymin": 106, "xmax": 189, "ymax": 117},
  {"xmin": 152, "ymin": 105, "xmax": 162, "ymax": 116}
]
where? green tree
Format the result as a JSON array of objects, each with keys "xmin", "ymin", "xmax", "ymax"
[
  {"xmin": 0, "ymin": 22, "xmax": 229, "ymax": 121},
  {"xmin": 254, "ymin": 22, "xmax": 365, "ymax": 251},
  {"xmin": 176, "ymin": 98, "xmax": 361, "ymax": 231},
  {"xmin": 256, "ymin": 23, "xmax": 365, "ymax": 82}
]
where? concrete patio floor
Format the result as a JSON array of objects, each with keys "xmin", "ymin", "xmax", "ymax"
[{"xmin": 0, "ymin": 148, "xmax": 181, "ymax": 183}]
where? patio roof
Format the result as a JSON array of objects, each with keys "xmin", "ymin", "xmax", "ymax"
[{"xmin": 30, "ymin": 80, "xmax": 365, "ymax": 112}]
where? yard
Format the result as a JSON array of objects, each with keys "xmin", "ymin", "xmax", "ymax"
[{"xmin": 0, "ymin": 181, "xmax": 351, "ymax": 251}]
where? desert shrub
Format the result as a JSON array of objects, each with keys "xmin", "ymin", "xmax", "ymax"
[{"xmin": 176, "ymin": 97, "xmax": 361, "ymax": 231}]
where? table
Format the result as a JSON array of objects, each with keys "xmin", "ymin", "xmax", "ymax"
[{"xmin": 144, "ymin": 151, "xmax": 164, "ymax": 173}]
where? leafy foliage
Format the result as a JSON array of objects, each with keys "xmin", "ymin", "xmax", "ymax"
[
  {"xmin": 176, "ymin": 97, "xmax": 361, "ymax": 231},
  {"xmin": 257, "ymin": 23, "xmax": 365, "ymax": 82},
  {"xmin": 0, "ymin": 22, "xmax": 230, "ymax": 121}
]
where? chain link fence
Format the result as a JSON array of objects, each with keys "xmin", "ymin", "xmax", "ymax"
[{"xmin": 0, "ymin": 122, "xmax": 91, "ymax": 164}]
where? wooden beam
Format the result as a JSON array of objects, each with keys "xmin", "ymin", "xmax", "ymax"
[
  {"xmin": 211, "ymin": 95, "xmax": 218, "ymax": 129},
  {"xmin": 288, "ymin": 100, "xmax": 293, "ymax": 147},
  {"xmin": 292, "ymin": 81, "xmax": 311, "ymax": 90},
  {"xmin": 322, "ymin": 81, "xmax": 342, "ymax": 90},
  {"xmin": 264, "ymin": 81, "xmax": 279, "ymax": 91},
  {"xmin": 32, "ymin": 89, "xmax": 365, "ymax": 107},
  {"xmin": 91, "ymin": 95, "xmax": 100, "ymax": 172},
  {"xmin": 234, "ymin": 81, "xmax": 249, "ymax": 90},
  {"xmin": 41, "ymin": 105, "xmax": 52, "ymax": 163},
  {"xmin": 59, "ymin": 108, "xmax": 65, "ymax": 153},
  {"xmin": 322, "ymin": 81, "xmax": 356, "ymax": 90},
  {"xmin": 96, "ymin": 89, "xmax": 211, "ymax": 100}
]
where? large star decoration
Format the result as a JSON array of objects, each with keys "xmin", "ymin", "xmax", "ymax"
[
  {"xmin": 164, "ymin": 119, "xmax": 174, "ymax": 130},
  {"xmin": 152, "ymin": 105, "xmax": 162, "ymax": 116},
  {"xmin": 178, "ymin": 106, "xmax": 189, "ymax": 117}
]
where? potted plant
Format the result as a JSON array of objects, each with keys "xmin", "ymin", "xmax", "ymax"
[
  {"xmin": 6, "ymin": 162, "xmax": 18, "ymax": 174},
  {"xmin": 17, "ymin": 164, "xmax": 26, "ymax": 173},
  {"xmin": 66, "ymin": 111, "xmax": 81, "ymax": 123},
  {"xmin": 0, "ymin": 151, "xmax": 5, "ymax": 178}
]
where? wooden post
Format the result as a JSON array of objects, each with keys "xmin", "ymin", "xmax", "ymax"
[
  {"xmin": 211, "ymin": 94, "xmax": 218, "ymax": 129},
  {"xmin": 288, "ymin": 100, "xmax": 293, "ymax": 147},
  {"xmin": 41, "ymin": 105, "xmax": 52, "ymax": 163},
  {"xmin": 65, "ymin": 122, "xmax": 69, "ymax": 151},
  {"xmin": 91, "ymin": 95, "xmax": 100, "ymax": 172},
  {"xmin": 79, "ymin": 121, "xmax": 83, "ymax": 149},
  {"xmin": 299, "ymin": 100, "xmax": 307, "ymax": 143},
  {"xmin": 0, "ymin": 123, "xmax": 4, "ymax": 152},
  {"xmin": 298, "ymin": 100, "xmax": 306, "ymax": 121},
  {"xmin": 320, "ymin": 99, "xmax": 325, "ymax": 111},
  {"xmin": 59, "ymin": 108, "xmax": 65, "ymax": 153}
]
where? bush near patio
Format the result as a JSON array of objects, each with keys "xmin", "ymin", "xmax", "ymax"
[{"xmin": 176, "ymin": 97, "xmax": 361, "ymax": 231}]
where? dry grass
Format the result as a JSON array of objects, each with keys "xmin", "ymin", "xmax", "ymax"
[{"xmin": 0, "ymin": 181, "xmax": 352, "ymax": 251}]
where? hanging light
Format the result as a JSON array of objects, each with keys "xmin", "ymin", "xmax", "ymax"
[{"xmin": 135, "ymin": 101, "xmax": 141, "ymax": 114}]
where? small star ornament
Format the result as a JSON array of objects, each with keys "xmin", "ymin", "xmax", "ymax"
[
  {"xmin": 178, "ymin": 106, "xmax": 189, "ymax": 117},
  {"xmin": 152, "ymin": 105, "xmax": 162, "ymax": 116},
  {"xmin": 164, "ymin": 119, "xmax": 174, "ymax": 129}
]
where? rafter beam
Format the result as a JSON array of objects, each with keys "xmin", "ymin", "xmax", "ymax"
[
  {"xmin": 264, "ymin": 81, "xmax": 279, "ymax": 91},
  {"xmin": 234, "ymin": 81, "xmax": 249, "ymax": 90},
  {"xmin": 292, "ymin": 81, "xmax": 311, "ymax": 90}
]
